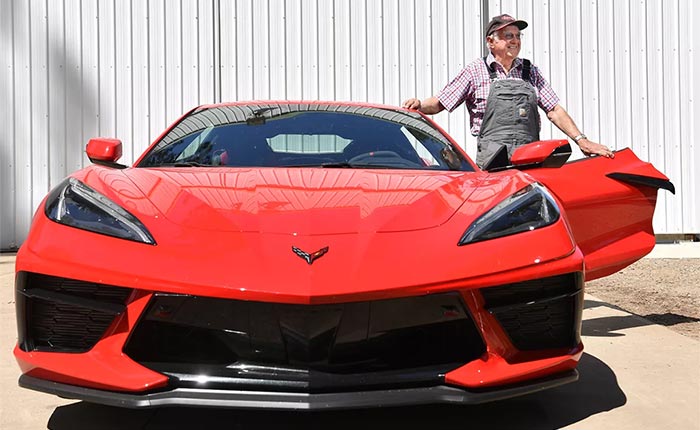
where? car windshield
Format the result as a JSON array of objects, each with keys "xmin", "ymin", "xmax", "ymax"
[{"xmin": 138, "ymin": 104, "xmax": 474, "ymax": 171}]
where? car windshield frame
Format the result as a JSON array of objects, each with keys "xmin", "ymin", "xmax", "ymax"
[{"xmin": 137, "ymin": 103, "xmax": 474, "ymax": 172}]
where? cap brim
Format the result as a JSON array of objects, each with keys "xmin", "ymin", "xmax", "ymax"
[{"xmin": 494, "ymin": 20, "xmax": 528, "ymax": 33}]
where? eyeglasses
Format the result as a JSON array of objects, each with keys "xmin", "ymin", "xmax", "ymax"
[{"xmin": 500, "ymin": 31, "xmax": 523, "ymax": 40}]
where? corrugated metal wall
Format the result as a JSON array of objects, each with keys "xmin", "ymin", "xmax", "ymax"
[{"xmin": 0, "ymin": 0, "xmax": 697, "ymax": 249}]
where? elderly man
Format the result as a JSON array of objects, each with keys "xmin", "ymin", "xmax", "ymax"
[{"xmin": 402, "ymin": 14, "xmax": 613, "ymax": 168}]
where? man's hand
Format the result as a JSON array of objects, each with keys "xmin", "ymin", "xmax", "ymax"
[
  {"xmin": 546, "ymin": 105, "xmax": 614, "ymax": 159},
  {"xmin": 400, "ymin": 97, "xmax": 444, "ymax": 114},
  {"xmin": 578, "ymin": 139, "xmax": 615, "ymax": 158},
  {"xmin": 402, "ymin": 98, "xmax": 422, "ymax": 109}
]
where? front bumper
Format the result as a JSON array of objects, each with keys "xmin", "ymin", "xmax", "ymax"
[
  {"xmin": 19, "ymin": 370, "xmax": 578, "ymax": 410},
  {"xmin": 14, "ymin": 256, "xmax": 586, "ymax": 408}
]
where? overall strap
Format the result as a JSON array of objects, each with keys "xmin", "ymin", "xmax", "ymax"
[
  {"xmin": 522, "ymin": 59, "xmax": 531, "ymax": 82},
  {"xmin": 484, "ymin": 57, "xmax": 532, "ymax": 82},
  {"xmin": 483, "ymin": 57, "xmax": 498, "ymax": 81}
]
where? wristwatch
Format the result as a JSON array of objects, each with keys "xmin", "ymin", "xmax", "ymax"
[{"xmin": 573, "ymin": 134, "xmax": 587, "ymax": 142}]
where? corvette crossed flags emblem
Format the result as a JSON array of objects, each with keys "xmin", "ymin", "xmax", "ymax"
[{"xmin": 292, "ymin": 246, "xmax": 329, "ymax": 265}]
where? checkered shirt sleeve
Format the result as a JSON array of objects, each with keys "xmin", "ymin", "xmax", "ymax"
[
  {"xmin": 529, "ymin": 64, "xmax": 559, "ymax": 112},
  {"xmin": 437, "ymin": 61, "xmax": 483, "ymax": 113}
]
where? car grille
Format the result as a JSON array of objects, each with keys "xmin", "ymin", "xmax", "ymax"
[
  {"xmin": 124, "ymin": 292, "xmax": 486, "ymax": 393},
  {"xmin": 15, "ymin": 272, "xmax": 132, "ymax": 352},
  {"xmin": 480, "ymin": 273, "xmax": 583, "ymax": 351}
]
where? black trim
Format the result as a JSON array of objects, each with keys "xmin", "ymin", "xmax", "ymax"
[
  {"xmin": 88, "ymin": 158, "xmax": 128, "ymax": 169},
  {"xmin": 488, "ymin": 143, "xmax": 572, "ymax": 172},
  {"xmin": 486, "ymin": 290, "xmax": 581, "ymax": 315},
  {"xmin": 18, "ymin": 370, "xmax": 578, "ymax": 410},
  {"xmin": 606, "ymin": 172, "xmax": 676, "ymax": 194},
  {"xmin": 482, "ymin": 145, "xmax": 509, "ymax": 171}
]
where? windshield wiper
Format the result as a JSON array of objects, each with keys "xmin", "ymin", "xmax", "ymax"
[
  {"xmin": 320, "ymin": 162, "xmax": 355, "ymax": 168},
  {"xmin": 320, "ymin": 162, "xmax": 397, "ymax": 169},
  {"xmin": 161, "ymin": 161, "xmax": 207, "ymax": 167}
]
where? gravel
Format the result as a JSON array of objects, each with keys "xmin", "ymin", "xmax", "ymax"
[{"xmin": 585, "ymin": 258, "xmax": 700, "ymax": 340}]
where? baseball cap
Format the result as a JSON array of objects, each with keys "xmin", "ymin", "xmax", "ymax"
[{"xmin": 485, "ymin": 14, "xmax": 528, "ymax": 37}]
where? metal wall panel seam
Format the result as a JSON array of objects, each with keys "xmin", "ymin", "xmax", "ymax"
[
  {"xmin": 97, "ymin": 1, "xmax": 117, "ymax": 144},
  {"xmin": 396, "ymin": 0, "xmax": 402, "ymax": 104},
  {"xmin": 42, "ymin": 0, "xmax": 50, "ymax": 195},
  {"xmin": 601, "ymin": 0, "xmax": 617, "ymax": 149},
  {"xmin": 298, "ymin": 0, "xmax": 307, "ymax": 99},
  {"xmin": 198, "ymin": 0, "xmax": 216, "ymax": 104},
  {"xmin": 267, "ymin": 0, "xmax": 273, "ymax": 100},
  {"xmin": 681, "ymin": 0, "xmax": 698, "ymax": 232},
  {"xmin": 96, "ymin": 0, "xmax": 101, "ymax": 139},
  {"xmin": 662, "ymin": 0, "xmax": 685, "ymax": 232},
  {"xmin": 179, "ymin": 0, "xmax": 184, "ymax": 114},
  {"xmin": 3, "ymin": 0, "xmax": 17, "ymax": 247},
  {"xmin": 645, "ymin": 0, "xmax": 669, "ymax": 230},
  {"xmin": 114, "ymin": 0, "xmax": 133, "ymax": 164},
  {"xmin": 614, "ymin": 0, "xmax": 632, "ymax": 154},
  {"xmin": 214, "ymin": 0, "xmax": 221, "ymax": 103},
  {"xmin": 333, "ymin": 0, "xmax": 337, "ymax": 100},
  {"xmin": 285, "ymin": 0, "xmax": 291, "ymax": 100},
  {"xmin": 81, "ymin": 0, "xmax": 99, "ymax": 170},
  {"xmin": 148, "ymin": 0, "xmax": 165, "ymax": 141},
  {"xmin": 347, "ymin": 0, "xmax": 353, "ymax": 101},
  {"xmin": 14, "ymin": 0, "xmax": 32, "ymax": 245},
  {"xmin": 381, "ymin": 0, "xmax": 398, "ymax": 105},
  {"xmin": 364, "ymin": 0, "xmax": 369, "ymax": 101},
  {"xmin": 131, "ymin": 0, "xmax": 149, "ymax": 160},
  {"xmin": 590, "ymin": 0, "xmax": 602, "ymax": 148},
  {"xmin": 163, "ymin": 0, "xmax": 169, "ymax": 122},
  {"xmin": 128, "ymin": 0, "xmax": 135, "ymax": 160},
  {"xmin": 27, "ymin": 0, "xmax": 34, "ymax": 214},
  {"xmin": 29, "ymin": 0, "xmax": 49, "ymax": 213}
]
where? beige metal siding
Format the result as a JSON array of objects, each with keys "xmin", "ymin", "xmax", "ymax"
[{"xmin": 0, "ymin": 0, "xmax": 696, "ymax": 249}]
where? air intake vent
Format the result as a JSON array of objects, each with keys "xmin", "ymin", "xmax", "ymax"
[
  {"xmin": 124, "ymin": 292, "xmax": 486, "ymax": 393},
  {"xmin": 480, "ymin": 273, "xmax": 583, "ymax": 351},
  {"xmin": 16, "ymin": 272, "xmax": 132, "ymax": 352}
]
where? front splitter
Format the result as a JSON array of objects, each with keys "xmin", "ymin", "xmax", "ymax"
[{"xmin": 20, "ymin": 370, "xmax": 578, "ymax": 410}]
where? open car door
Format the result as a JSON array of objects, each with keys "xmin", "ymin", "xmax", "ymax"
[{"xmin": 523, "ymin": 148, "xmax": 674, "ymax": 281}]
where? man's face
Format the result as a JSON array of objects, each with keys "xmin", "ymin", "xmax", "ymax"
[{"xmin": 488, "ymin": 24, "xmax": 522, "ymax": 59}]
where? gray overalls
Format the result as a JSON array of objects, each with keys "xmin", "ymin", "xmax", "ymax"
[{"xmin": 476, "ymin": 58, "xmax": 540, "ymax": 168}]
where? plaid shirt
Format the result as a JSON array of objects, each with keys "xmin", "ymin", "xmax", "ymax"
[{"xmin": 438, "ymin": 54, "xmax": 560, "ymax": 136}]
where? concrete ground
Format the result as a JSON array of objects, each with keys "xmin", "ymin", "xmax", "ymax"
[{"xmin": 1, "ymin": 251, "xmax": 698, "ymax": 430}]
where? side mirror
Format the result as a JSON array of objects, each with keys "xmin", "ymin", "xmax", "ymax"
[
  {"xmin": 86, "ymin": 138, "xmax": 126, "ymax": 168},
  {"xmin": 510, "ymin": 139, "xmax": 571, "ymax": 169}
]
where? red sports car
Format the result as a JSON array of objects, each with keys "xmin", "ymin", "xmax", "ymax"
[{"xmin": 14, "ymin": 101, "xmax": 673, "ymax": 410}]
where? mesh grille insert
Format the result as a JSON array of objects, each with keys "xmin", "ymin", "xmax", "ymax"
[
  {"xmin": 16, "ymin": 272, "xmax": 132, "ymax": 352},
  {"xmin": 480, "ymin": 273, "xmax": 583, "ymax": 351}
]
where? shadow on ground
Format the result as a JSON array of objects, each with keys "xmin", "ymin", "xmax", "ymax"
[
  {"xmin": 583, "ymin": 299, "xmax": 700, "ymax": 337},
  {"xmin": 47, "ymin": 353, "xmax": 625, "ymax": 430}
]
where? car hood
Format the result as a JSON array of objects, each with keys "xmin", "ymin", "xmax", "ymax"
[{"xmin": 121, "ymin": 168, "xmax": 486, "ymax": 234}]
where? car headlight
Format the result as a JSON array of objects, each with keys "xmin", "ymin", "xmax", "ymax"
[
  {"xmin": 458, "ymin": 182, "xmax": 560, "ymax": 245},
  {"xmin": 45, "ymin": 177, "xmax": 156, "ymax": 245}
]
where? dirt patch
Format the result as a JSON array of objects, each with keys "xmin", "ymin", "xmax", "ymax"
[{"xmin": 586, "ymin": 258, "xmax": 700, "ymax": 340}]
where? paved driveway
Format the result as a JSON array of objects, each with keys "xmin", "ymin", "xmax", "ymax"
[{"xmin": 1, "ymin": 253, "xmax": 698, "ymax": 430}]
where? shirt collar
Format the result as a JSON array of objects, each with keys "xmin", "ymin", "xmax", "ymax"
[{"xmin": 486, "ymin": 53, "xmax": 523, "ymax": 71}]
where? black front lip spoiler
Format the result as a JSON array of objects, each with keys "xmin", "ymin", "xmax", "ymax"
[{"xmin": 19, "ymin": 370, "xmax": 578, "ymax": 410}]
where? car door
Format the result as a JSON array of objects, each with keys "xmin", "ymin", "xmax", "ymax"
[{"xmin": 524, "ymin": 148, "xmax": 675, "ymax": 281}]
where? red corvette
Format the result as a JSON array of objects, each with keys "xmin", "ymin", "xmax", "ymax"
[{"xmin": 14, "ymin": 101, "xmax": 673, "ymax": 410}]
